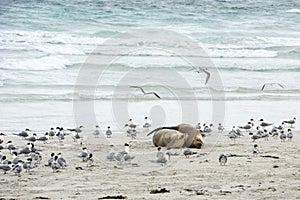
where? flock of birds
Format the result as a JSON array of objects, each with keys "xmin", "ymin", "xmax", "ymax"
[
  {"xmin": 217, "ymin": 117, "xmax": 296, "ymax": 165},
  {"xmin": 129, "ymin": 67, "xmax": 285, "ymax": 100},
  {"xmin": 0, "ymin": 125, "xmax": 101, "ymax": 176},
  {"xmin": 0, "ymin": 116, "xmax": 296, "ymax": 176}
]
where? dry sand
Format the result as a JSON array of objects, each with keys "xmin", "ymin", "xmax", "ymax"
[{"xmin": 0, "ymin": 129, "xmax": 299, "ymax": 200}]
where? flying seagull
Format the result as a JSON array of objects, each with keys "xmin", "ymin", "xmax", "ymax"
[
  {"xmin": 130, "ymin": 86, "xmax": 161, "ymax": 99},
  {"xmin": 190, "ymin": 67, "xmax": 210, "ymax": 85},
  {"xmin": 261, "ymin": 83, "xmax": 284, "ymax": 91}
]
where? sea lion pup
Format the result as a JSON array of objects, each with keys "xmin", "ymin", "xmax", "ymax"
[{"xmin": 147, "ymin": 124, "xmax": 204, "ymax": 148}]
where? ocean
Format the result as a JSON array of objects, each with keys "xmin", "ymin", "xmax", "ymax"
[{"xmin": 0, "ymin": 0, "xmax": 299, "ymax": 132}]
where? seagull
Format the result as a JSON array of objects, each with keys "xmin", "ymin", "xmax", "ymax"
[
  {"xmin": 261, "ymin": 129, "xmax": 269, "ymax": 141},
  {"xmin": 280, "ymin": 131, "xmax": 286, "ymax": 142},
  {"xmin": 123, "ymin": 153, "xmax": 135, "ymax": 163},
  {"xmin": 14, "ymin": 128, "xmax": 31, "ymax": 137},
  {"xmin": 283, "ymin": 117, "xmax": 296, "ymax": 127},
  {"xmin": 57, "ymin": 127, "xmax": 65, "ymax": 142},
  {"xmin": 6, "ymin": 141, "xmax": 16, "ymax": 151},
  {"xmin": 261, "ymin": 83, "xmax": 284, "ymax": 91},
  {"xmin": 51, "ymin": 156, "xmax": 61, "ymax": 172},
  {"xmin": 124, "ymin": 119, "xmax": 137, "ymax": 130},
  {"xmin": 156, "ymin": 147, "xmax": 167, "ymax": 164},
  {"xmin": 193, "ymin": 67, "xmax": 210, "ymax": 85},
  {"xmin": 106, "ymin": 145, "xmax": 115, "ymax": 161},
  {"xmin": 86, "ymin": 153, "xmax": 94, "ymax": 167},
  {"xmin": 183, "ymin": 147, "xmax": 196, "ymax": 158},
  {"xmin": 11, "ymin": 160, "xmax": 23, "ymax": 176},
  {"xmin": 57, "ymin": 153, "xmax": 67, "ymax": 168},
  {"xmin": 228, "ymin": 130, "xmax": 238, "ymax": 141},
  {"xmin": 113, "ymin": 144, "xmax": 130, "ymax": 164},
  {"xmin": 79, "ymin": 147, "xmax": 89, "ymax": 162},
  {"xmin": 37, "ymin": 132, "xmax": 49, "ymax": 143},
  {"xmin": 106, "ymin": 126, "xmax": 112, "ymax": 138},
  {"xmin": 130, "ymin": 86, "xmax": 161, "ymax": 99},
  {"xmin": 25, "ymin": 133, "xmax": 37, "ymax": 142},
  {"xmin": 287, "ymin": 129, "xmax": 293, "ymax": 141},
  {"xmin": 93, "ymin": 125, "xmax": 100, "ymax": 138},
  {"xmin": 195, "ymin": 123, "xmax": 201, "ymax": 131},
  {"xmin": 219, "ymin": 154, "xmax": 227, "ymax": 165},
  {"xmin": 0, "ymin": 163, "xmax": 11, "ymax": 174},
  {"xmin": 253, "ymin": 144, "xmax": 259, "ymax": 156},
  {"xmin": 232, "ymin": 126, "xmax": 243, "ymax": 137},
  {"xmin": 48, "ymin": 128, "xmax": 55, "ymax": 139},
  {"xmin": 203, "ymin": 124, "xmax": 213, "ymax": 134},
  {"xmin": 218, "ymin": 123, "xmax": 224, "ymax": 133},
  {"xmin": 238, "ymin": 122, "xmax": 253, "ymax": 131},
  {"xmin": 1, "ymin": 155, "xmax": 11, "ymax": 165},
  {"xmin": 67, "ymin": 125, "xmax": 84, "ymax": 133},
  {"xmin": 31, "ymin": 152, "xmax": 42, "ymax": 164},
  {"xmin": 47, "ymin": 152, "xmax": 55, "ymax": 166},
  {"xmin": 23, "ymin": 158, "xmax": 35, "ymax": 173},
  {"xmin": 259, "ymin": 119, "xmax": 273, "ymax": 127},
  {"xmin": 12, "ymin": 152, "xmax": 20, "ymax": 164},
  {"xmin": 19, "ymin": 143, "xmax": 32, "ymax": 155},
  {"xmin": 271, "ymin": 129, "xmax": 279, "ymax": 139},
  {"xmin": 72, "ymin": 131, "xmax": 81, "ymax": 143},
  {"xmin": 143, "ymin": 117, "xmax": 151, "ymax": 128}
]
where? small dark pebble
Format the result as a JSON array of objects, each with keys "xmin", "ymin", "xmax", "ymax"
[
  {"xmin": 150, "ymin": 188, "xmax": 170, "ymax": 194},
  {"xmin": 0, "ymin": 199, "xmax": 17, "ymax": 200},
  {"xmin": 268, "ymin": 187, "xmax": 277, "ymax": 192},
  {"xmin": 35, "ymin": 197, "xmax": 50, "ymax": 199},
  {"xmin": 98, "ymin": 195, "xmax": 127, "ymax": 199},
  {"xmin": 273, "ymin": 165, "xmax": 279, "ymax": 168},
  {"xmin": 220, "ymin": 190, "xmax": 231, "ymax": 195},
  {"xmin": 196, "ymin": 190, "xmax": 207, "ymax": 195},
  {"xmin": 75, "ymin": 167, "xmax": 83, "ymax": 170}
]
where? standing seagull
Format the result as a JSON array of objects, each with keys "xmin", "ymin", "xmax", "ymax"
[
  {"xmin": 238, "ymin": 122, "xmax": 253, "ymax": 132},
  {"xmin": 130, "ymin": 86, "xmax": 161, "ymax": 99},
  {"xmin": 259, "ymin": 119, "xmax": 273, "ymax": 128},
  {"xmin": 287, "ymin": 129, "xmax": 293, "ymax": 141},
  {"xmin": 156, "ymin": 147, "xmax": 167, "ymax": 164},
  {"xmin": 218, "ymin": 123, "xmax": 224, "ymax": 133},
  {"xmin": 280, "ymin": 131, "xmax": 286, "ymax": 142},
  {"xmin": 93, "ymin": 125, "xmax": 100, "ymax": 138},
  {"xmin": 261, "ymin": 83, "xmax": 284, "ymax": 91},
  {"xmin": 143, "ymin": 117, "xmax": 151, "ymax": 128},
  {"xmin": 79, "ymin": 147, "xmax": 89, "ymax": 162},
  {"xmin": 106, "ymin": 126, "xmax": 112, "ymax": 138},
  {"xmin": 283, "ymin": 117, "xmax": 296, "ymax": 127},
  {"xmin": 11, "ymin": 160, "xmax": 23, "ymax": 176},
  {"xmin": 253, "ymin": 144, "xmax": 259, "ymax": 156},
  {"xmin": 219, "ymin": 154, "xmax": 227, "ymax": 165}
]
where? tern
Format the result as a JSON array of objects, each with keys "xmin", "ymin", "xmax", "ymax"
[
  {"xmin": 192, "ymin": 67, "xmax": 210, "ymax": 85},
  {"xmin": 261, "ymin": 83, "xmax": 284, "ymax": 91},
  {"xmin": 130, "ymin": 86, "xmax": 161, "ymax": 99}
]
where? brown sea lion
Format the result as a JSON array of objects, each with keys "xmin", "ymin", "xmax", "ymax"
[{"xmin": 147, "ymin": 124, "xmax": 204, "ymax": 149}]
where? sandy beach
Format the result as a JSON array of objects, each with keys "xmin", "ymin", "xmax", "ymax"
[{"xmin": 1, "ymin": 128, "xmax": 299, "ymax": 200}]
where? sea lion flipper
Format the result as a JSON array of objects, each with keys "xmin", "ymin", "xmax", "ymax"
[
  {"xmin": 147, "ymin": 126, "xmax": 180, "ymax": 136},
  {"xmin": 147, "ymin": 127, "xmax": 163, "ymax": 136}
]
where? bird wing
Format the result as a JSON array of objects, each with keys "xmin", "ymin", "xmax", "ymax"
[
  {"xmin": 277, "ymin": 83, "xmax": 284, "ymax": 89},
  {"xmin": 152, "ymin": 92, "xmax": 161, "ymax": 99},
  {"xmin": 130, "ymin": 86, "xmax": 145, "ymax": 93},
  {"xmin": 203, "ymin": 69, "xmax": 210, "ymax": 85}
]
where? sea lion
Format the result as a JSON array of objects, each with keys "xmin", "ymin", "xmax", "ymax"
[{"xmin": 147, "ymin": 124, "xmax": 204, "ymax": 149}]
